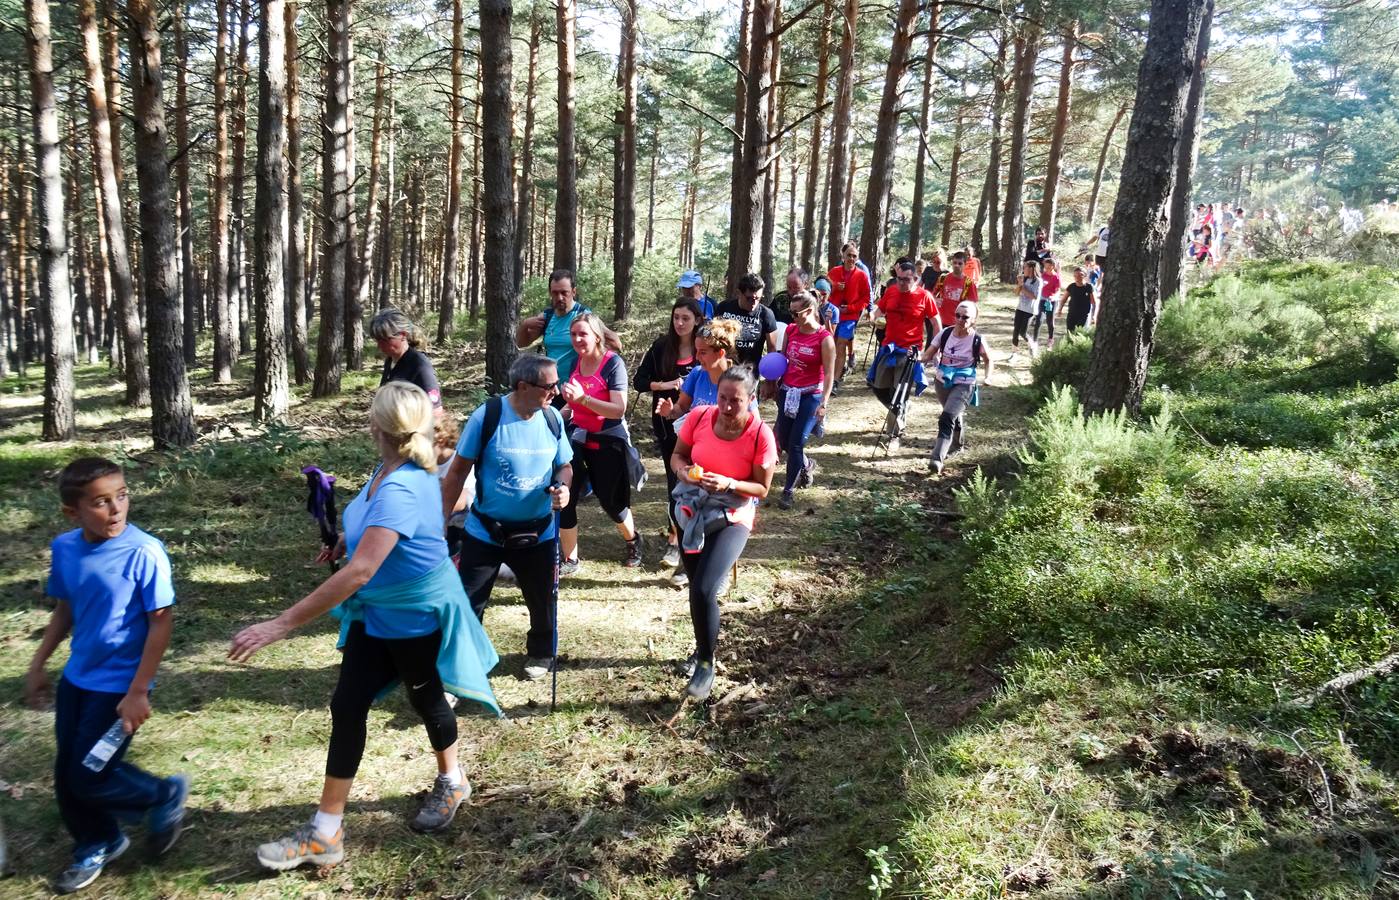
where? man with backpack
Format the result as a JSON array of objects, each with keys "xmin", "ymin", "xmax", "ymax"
[
  {"xmin": 515, "ymin": 269, "xmax": 621, "ymax": 382},
  {"xmin": 439, "ymin": 355, "xmax": 573, "ymax": 681},
  {"xmin": 921, "ymin": 300, "xmax": 994, "ymax": 476}
]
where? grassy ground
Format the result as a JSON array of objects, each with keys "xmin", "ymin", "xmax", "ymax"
[{"xmin": 0, "ymin": 288, "xmax": 1036, "ymax": 898}]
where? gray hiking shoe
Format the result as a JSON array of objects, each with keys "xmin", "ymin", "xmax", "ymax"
[
  {"xmin": 662, "ymin": 543, "xmax": 681, "ymax": 568},
  {"xmin": 410, "ymin": 774, "xmax": 470, "ymax": 833},
  {"xmin": 255, "ymin": 823, "xmax": 345, "ymax": 871},
  {"xmin": 559, "ymin": 557, "xmax": 581, "ymax": 578}
]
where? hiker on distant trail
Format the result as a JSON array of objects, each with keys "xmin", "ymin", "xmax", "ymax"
[
  {"xmin": 559, "ymin": 313, "xmax": 645, "ymax": 573},
  {"xmin": 716, "ymin": 272, "xmax": 780, "ymax": 368},
  {"xmin": 962, "ymin": 244, "xmax": 984, "ymax": 286},
  {"xmin": 773, "ymin": 291, "xmax": 836, "ymax": 510},
  {"xmin": 1024, "ymin": 226, "xmax": 1052, "ymax": 264},
  {"xmin": 932, "ymin": 251, "xmax": 979, "ymax": 333},
  {"xmin": 373, "ymin": 309, "xmax": 442, "ymax": 415},
  {"xmin": 676, "ymin": 269, "xmax": 716, "ymax": 320},
  {"xmin": 669, "ymin": 366, "xmax": 777, "ymax": 700},
  {"xmin": 812, "ymin": 275, "xmax": 840, "ymax": 336},
  {"xmin": 635, "ymin": 298, "xmax": 706, "ymax": 586},
  {"xmin": 230, "ymin": 382, "xmax": 500, "ymax": 872},
  {"xmin": 920, "ymin": 248, "xmax": 947, "ymax": 292},
  {"xmin": 1032, "ymin": 257, "xmax": 1061, "ymax": 349},
  {"xmin": 515, "ymin": 269, "xmax": 621, "ymax": 383},
  {"xmin": 827, "ymin": 241, "xmax": 874, "ymax": 385},
  {"xmin": 1012, "ymin": 259, "xmax": 1042, "ymax": 359},
  {"xmin": 923, "ymin": 300, "xmax": 994, "ymax": 476},
  {"xmin": 1059, "ymin": 266, "xmax": 1097, "ymax": 335},
  {"xmin": 867, "ymin": 260, "xmax": 941, "ymax": 448},
  {"xmin": 440, "ymin": 355, "xmax": 572, "ymax": 682}
]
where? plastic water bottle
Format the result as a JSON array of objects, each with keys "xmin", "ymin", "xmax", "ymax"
[{"xmin": 82, "ymin": 720, "xmax": 128, "ymax": 772}]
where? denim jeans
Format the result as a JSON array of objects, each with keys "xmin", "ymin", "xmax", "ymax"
[{"xmin": 774, "ymin": 388, "xmax": 823, "ymax": 493}]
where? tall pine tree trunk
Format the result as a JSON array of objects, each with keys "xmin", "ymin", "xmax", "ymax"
[
  {"xmin": 437, "ymin": 0, "xmax": 465, "ymax": 342},
  {"xmin": 760, "ymin": 21, "xmax": 783, "ymax": 293},
  {"xmin": 554, "ymin": 0, "xmax": 578, "ymax": 272},
  {"xmin": 1038, "ymin": 23, "xmax": 1077, "ymax": 243},
  {"xmin": 941, "ymin": 105, "xmax": 964, "ymax": 247},
  {"xmin": 1086, "ymin": 103, "xmax": 1127, "ymax": 233},
  {"xmin": 253, "ymin": 0, "xmax": 289, "ymax": 422},
  {"xmin": 725, "ymin": 0, "xmax": 754, "ymax": 296},
  {"xmin": 342, "ymin": 26, "xmax": 362, "ymax": 371},
  {"xmin": 377, "ymin": 84, "xmax": 395, "ymax": 310},
  {"xmin": 645, "ymin": 120, "xmax": 659, "ymax": 254},
  {"xmin": 128, "ymin": 0, "xmax": 196, "ymax": 447},
  {"xmin": 1082, "ymin": 0, "xmax": 1212, "ymax": 415},
  {"xmin": 513, "ymin": 4, "xmax": 541, "ymax": 290},
  {"xmin": 826, "ymin": 0, "xmax": 857, "ymax": 263},
  {"xmin": 612, "ymin": 0, "xmax": 637, "ymax": 320},
  {"xmin": 173, "ymin": 1, "xmax": 198, "ymax": 364},
  {"xmin": 730, "ymin": 0, "xmax": 774, "ymax": 291},
  {"xmin": 210, "ymin": 0, "xmax": 234, "ymax": 381},
  {"xmin": 230, "ymin": 0, "xmax": 251, "ymax": 353},
  {"xmin": 998, "ymin": 21, "xmax": 1040, "ymax": 283},
  {"xmin": 312, "ymin": 0, "xmax": 352, "ymax": 397},
  {"xmin": 974, "ymin": 31, "xmax": 1007, "ymax": 265},
  {"xmin": 908, "ymin": 0, "xmax": 940, "ymax": 259},
  {"xmin": 859, "ymin": 0, "xmax": 919, "ymax": 281},
  {"xmin": 800, "ymin": 0, "xmax": 831, "ymax": 270},
  {"xmin": 1159, "ymin": 0, "xmax": 1213, "ymax": 304},
  {"xmin": 357, "ymin": 49, "xmax": 386, "ymax": 326},
  {"xmin": 26, "ymin": 0, "xmax": 75, "ymax": 440},
  {"xmin": 285, "ymin": 0, "xmax": 310, "ymax": 383},
  {"xmin": 79, "ymin": 0, "xmax": 147, "ymax": 404},
  {"xmin": 480, "ymin": 0, "xmax": 517, "ymax": 389}
]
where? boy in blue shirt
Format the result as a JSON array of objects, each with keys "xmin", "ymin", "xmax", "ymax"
[{"xmin": 25, "ymin": 458, "xmax": 188, "ymax": 894}]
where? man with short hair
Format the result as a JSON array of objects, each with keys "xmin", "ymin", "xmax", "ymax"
[
  {"xmin": 441, "ymin": 355, "xmax": 573, "ymax": 681},
  {"xmin": 677, "ymin": 270, "xmax": 716, "ymax": 319},
  {"xmin": 932, "ymin": 253, "xmax": 979, "ymax": 329},
  {"xmin": 515, "ymin": 270, "xmax": 619, "ymax": 380},
  {"xmin": 868, "ymin": 260, "xmax": 940, "ymax": 446},
  {"xmin": 771, "ymin": 266, "xmax": 811, "ymax": 325},
  {"xmin": 716, "ymin": 273, "xmax": 779, "ymax": 368}
]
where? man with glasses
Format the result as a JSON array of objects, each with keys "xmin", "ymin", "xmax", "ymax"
[
  {"xmin": 868, "ymin": 260, "xmax": 940, "ymax": 449},
  {"xmin": 440, "ymin": 355, "xmax": 573, "ymax": 681},
  {"xmin": 716, "ymin": 272, "xmax": 779, "ymax": 368}
]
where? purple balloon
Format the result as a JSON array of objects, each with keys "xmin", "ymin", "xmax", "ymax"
[{"xmin": 758, "ymin": 351, "xmax": 789, "ymax": 381}]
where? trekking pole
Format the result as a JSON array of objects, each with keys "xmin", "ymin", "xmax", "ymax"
[
  {"xmin": 549, "ymin": 484, "xmax": 563, "ymax": 714},
  {"xmin": 861, "ymin": 320, "xmax": 877, "ymax": 370}
]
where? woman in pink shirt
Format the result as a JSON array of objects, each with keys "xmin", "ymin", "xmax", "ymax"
[
  {"xmin": 773, "ymin": 292, "xmax": 835, "ymax": 509},
  {"xmin": 670, "ymin": 367, "xmax": 777, "ymax": 699}
]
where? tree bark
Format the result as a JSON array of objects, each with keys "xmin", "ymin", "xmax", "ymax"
[
  {"xmin": 377, "ymin": 80, "xmax": 395, "ymax": 310},
  {"xmin": 645, "ymin": 119, "xmax": 659, "ymax": 254},
  {"xmin": 312, "ymin": 0, "xmax": 352, "ymax": 397},
  {"xmin": 726, "ymin": 0, "xmax": 754, "ymax": 296},
  {"xmin": 514, "ymin": 4, "xmax": 541, "ymax": 291},
  {"xmin": 998, "ymin": 20, "xmax": 1040, "ymax": 283},
  {"xmin": 210, "ymin": 0, "xmax": 234, "ymax": 381},
  {"xmin": 729, "ymin": 0, "xmax": 774, "ymax": 293},
  {"xmin": 908, "ymin": 0, "xmax": 940, "ymax": 259},
  {"xmin": 612, "ymin": 0, "xmax": 638, "ymax": 320},
  {"xmin": 254, "ymin": 0, "xmax": 289, "ymax": 423},
  {"xmin": 800, "ymin": 0, "xmax": 831, "ymax": 270},
  {"xmin": 859, "ymin": 0, "xmax": 919, "ymax": 281},
  {"xmin": 973, "ymin": 32, "xmax": 1007, "ymax": 263},
  {"xmin": 127, "ymin": 0, "xmax": 197, "ymax": 447},
  {"xmin": 1081, "ymin": 0, "xmax": 1212, "ymax": 416},
  {"xmin": 285, "ymin": 0, "xmax": 310, "ymax": 383},
  {"xmin": 230, "ymin": 0, "xmax": 251, "ymax": 353},
  {"xmin": 826, "ymin": 0, "xmax": 857, "ymax": 264},
  {"xmin": 0, "ymin": 144, "xmax": 12, "ymax": 379},
  {"xmin": 173, "ymin": 1, "xmax": 198, "ymax": 365},
  {"xmin": 467, "ymin": 58, "xmax": 482, "ymax": 322},
  {"xmin": 342, "ymin": 26, "xmax": 362, "ymax": 372},
  {"xmin": 941, "ymin": 105, "xmax": 964, "ymax": 247},
  {"xmin": 760, "ymin": 19, "xmax": 783, "ymax": 293},
  {"xmin": 480, "ymin": 0, "xmax": 518, "ymax": 390},
  {"xmin": 554, "ymin": 0, "xmax": 578, "ymax": 272},
  {"xmin": 1159, "ymin": 0, "xmax": 1213, "ymax": 305},
  {"xmin": 1038, "ymin": 23, "xmax": 1077, "ymax": 244},
  {"xmin": 357, "ymin": 48, "xmax": 386, "ymax": 329},
  {"xmin": 26, "ymin": 0, "xmax": 75, "ymax": 440},
  {"xmin": 1086, "ymin": 100, "xmax": 1128, "ymax": 231},
  {"xmin": 80, "ymin": 0, "xmax": 147, "ymax": 404},
  {"xmin": 68, "ymin": 97, "xmax": 96, "ymax": 365},
  {"xmin": 437, "ymin": 0, "xmax": 466, "ymax": 342}
]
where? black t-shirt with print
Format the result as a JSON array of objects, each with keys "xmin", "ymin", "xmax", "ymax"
[{"xmin": 715, "ymin": 299, "xmax": 778, "ymax": 368}]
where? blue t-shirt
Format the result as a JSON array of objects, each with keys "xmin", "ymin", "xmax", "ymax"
[
  {"xmin": 343, "ymin": 463, "xmax": 449, "ymax": 638},
  {"xmin": 541, "ymin": 303, "xmax": 589, "ymax": 379},
  {"xmin": 457, "ymin": 400, "xmax": 573, "ymax": 546},
  {"xmin": 682, "ymin": 366, "xmax": 720, "ymax": 409},
  {"xmin": 695, "ymin": 295, "xmax": 716, "ymax": 319},
  {"xmin": 47, "ymin": 524, "xmax": 175, "ymax": 694}
]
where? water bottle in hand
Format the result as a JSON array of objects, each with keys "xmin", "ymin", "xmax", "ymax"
[{"xmin": 82, "ymin": 719, "xmax": 128, "ymax": 772}]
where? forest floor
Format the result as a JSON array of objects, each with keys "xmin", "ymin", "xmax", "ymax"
[{"xmin": 0, "ymin": 286, "xmax": 1036, "ymax": 898}]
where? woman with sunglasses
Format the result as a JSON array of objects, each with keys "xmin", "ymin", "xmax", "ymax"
[
  {"xmin": 654, "ymin": 317, "xmax": 742, "ymax": 423},
  {"xmin": 371, "ymin": 309, "xmax": 443, "ymax": 415},
  {"xmin": 921, "ymin": 301, "xmax": 994, "ymax": 476},
  {"xmin": 635, "ymin": 299, "xmax": 707, "ymax": 582},
  {"xmin": 773, "ymin": 291, "xmax": 835, "ymax": 509}
]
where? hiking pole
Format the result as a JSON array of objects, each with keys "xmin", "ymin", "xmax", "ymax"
[
  {"xmin": 861, "ymin": 319, "xmax": 877, "ymax": 370},
  {"xmin": 548, "ymin": 483, "xmax": 563, "ymax": 714}
]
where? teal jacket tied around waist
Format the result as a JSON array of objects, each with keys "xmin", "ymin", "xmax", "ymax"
[{"xmin": 331, "ymin": 558, "xmax": 502, "ymax": 716}]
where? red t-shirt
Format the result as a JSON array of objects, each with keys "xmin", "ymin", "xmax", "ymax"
[
  {"xmin": 934, "ymin": 274, "xmax": 979, "ymax": 326},
  {"xmin": 826, "ymin": 265, "xmax": 871, "ymax": 322},
  {"xmin": 678, "ymin": 406, "xmax": 778, "ymax": 530},
  {"xmin": 877, "ymin": 285, "xmax": 939, "ymax": 349},
  {"xmin": 963, "ymin": 257, "xmax": 983, "ymax": 285}
]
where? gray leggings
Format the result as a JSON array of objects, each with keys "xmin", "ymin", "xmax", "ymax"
[{"xmin": 931, "ymin": 382, "xmax": 975, "ymax": 464}]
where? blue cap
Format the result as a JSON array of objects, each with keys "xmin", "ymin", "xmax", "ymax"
[{"xmin": 677, "ymin": 270, "xmax": 704, "ymax": 289}]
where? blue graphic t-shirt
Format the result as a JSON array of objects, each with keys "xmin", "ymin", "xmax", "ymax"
[
  {"xmin": 682, "ymin": 366, "xmax": 720, "ymax": 409},
  {"xmin": 343, "ymin": 462, "xmax": 449, "ymax": 638},
  {"xmin": 457, "ymin": 400, "xmax": 573, "ymax": 546}
]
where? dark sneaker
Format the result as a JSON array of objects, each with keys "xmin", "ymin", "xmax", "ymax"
[
  {"xmin": 686, "ymin": 660, "xmax": 716, "ymax": 700},
  {"xmin": 676, "ymin": 652, "xmax": 698, "ymax": 678},
  {"xmin": 798, "ymin": 458, "xmax": 818, "ymax": 488},
  {"xmin": 661, "ymin": 543, "xmax": 681, "ymax": 568},
  {"xmin": 147, "ymin": 773, "xmax": 190, "ymax": 857},
  {"xmin": 624, "ymin": 534, "xmax": 644, "ymax": 568},
  {"xmin": 410, "ymin": 773, "xmax": 471, "ymax": 833},
  {"xmin": 255, "ymin": 823, "xmax": 345, "ymax": 871},
  {"xmin": 523, "ymin": 657, "xmax": 554, "ymax": 681},
  {"xmin": 777, "ymin": 491, "xmax": 794, "ymax": 510},
  {"xmin": 54, "ymin": 834, "xmax": 129, "ymax": 894}
]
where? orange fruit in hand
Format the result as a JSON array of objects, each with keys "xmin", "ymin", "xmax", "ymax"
[{"xmin": 687, "ymin": 465, "xmax": 705, "ymax": 481}]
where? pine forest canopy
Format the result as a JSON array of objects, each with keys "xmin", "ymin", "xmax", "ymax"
[{"xmin": 3, "ymin": 0, "xmax": 1397, "ymax": 446}]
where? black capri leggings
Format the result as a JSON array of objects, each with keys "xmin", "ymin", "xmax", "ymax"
[
  {"xmin": 560, "ymin": 436, "xmax": 632, "ymax": 529},
  {"xmin": 326, "ymin": 621, "xmax": 456, "ymax": 779},
  {"xmin": 681, "ymin": 523, "xmax": 751, "ymax": 663}
]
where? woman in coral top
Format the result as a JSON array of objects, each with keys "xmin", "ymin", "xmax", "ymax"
[{"xmin": 669, "ymin": 366, "xmax": 777, "ymax": 699}]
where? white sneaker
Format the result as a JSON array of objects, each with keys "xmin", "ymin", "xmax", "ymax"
[
  {"xmin": 662, "ymin": 543, "xmax": 681, "ymax": 568},
  {"xmin": 523, "ymin": 657, "xmax": 554, "ymax": 680}
]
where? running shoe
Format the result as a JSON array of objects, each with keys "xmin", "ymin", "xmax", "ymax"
[
  {"xmin": 53, "ymin": 834, "xmax": 129, "ymax": 894},
  {"xmin": 777, "ymin": 490, "xmax": 794, "ymax": 510},
  {"xmin": 559, "ymin": 557, "xmax": 581, "ymax": 578},
  {"xmin": 523, "ymin": 656, "xmax": 554, "ymax": 680},
  {"xmin": 686, "ymin": 661, "xmax": 716, "ymax": 700},
  {"xmin": 410, "ymin": 773, "xmax": 471, "ymax": 833},
  {"xmin": 662, "ymin": 543, "xmax": 681, "ymax": 568},
  {"xmin": 676, "ymin": 652, "xmax": 698, "ymax": 678},
  {"xmin": 624, "ymin": 534, "xmax": 644, "ymax": 568},
  {"xmin": 255, "ymin": 823, "xmax": 345, "ymax": 871},
  {"xmin": 798, "ymin": 457, "xmax": 818, "ymax": 488},
  {"xmin": 670, "ymin": 565, "xmax": 689, "ymax": 587},
  {"xmin": 930, "ymin": 458, "xmax": 945, "ymax": 476},
  {"xmin": 147, "ymin": 773, "xmax": 190, "ymax": 857}
]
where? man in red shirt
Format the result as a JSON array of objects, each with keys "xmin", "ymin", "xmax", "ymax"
[
  {"xmin": 826, "ymin": 241, "xmax": 872, "ymax": 382},
  {"xmin": 868, "ymin": 260, "xmax": 940, "ymax": 448},
  {"xmin": 934, "ymin": 253, "xmax": 979, "ymax": 327}
]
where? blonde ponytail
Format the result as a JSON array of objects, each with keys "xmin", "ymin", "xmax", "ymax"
[{"xmin": 371, "ymin": 381, "xmax": 437, "ymax": 472}]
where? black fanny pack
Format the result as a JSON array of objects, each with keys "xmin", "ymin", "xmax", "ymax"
[{"xmin": 471, "ymin": 506, "xmax": 553, "ymax": 549}]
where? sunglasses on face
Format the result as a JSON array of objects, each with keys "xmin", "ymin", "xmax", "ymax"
[
  {"xmin": 955, "ymin": 314, "xmax": 971, "ymax": 320},
  {"xmin": 532, "ymin": 380, "xmax": 560, "ymax": 392}
]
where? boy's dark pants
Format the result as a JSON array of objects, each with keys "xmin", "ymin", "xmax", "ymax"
[{"xmin": 55, "ymin": 678, "xmax": 169, "ymax": 857}]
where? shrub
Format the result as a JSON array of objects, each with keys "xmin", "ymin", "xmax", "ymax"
[{"xmin": 1027, "ymin": 330, "xmax": 1092, "ymax": 398}]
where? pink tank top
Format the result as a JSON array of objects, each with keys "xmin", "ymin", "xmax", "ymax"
[
  {"xmin": 568, "ymin": 351, "xmax": 615, "ymax": 433},
  {"xmin": 782, "ymin": 324, "xmax": 827, "ymax": 390}
]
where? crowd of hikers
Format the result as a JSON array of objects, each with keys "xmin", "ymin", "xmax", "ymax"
[{"xmin": 25, "ymin": 224, "xmax": 1137, "ymax": 889}]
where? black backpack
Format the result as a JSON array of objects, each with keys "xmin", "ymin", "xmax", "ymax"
[
  {"xmin": 935, "ymin": 326, "xmax": 982, "ymax": 363},
  {"xmin": 477, "ymin": 395, "xmax": 562, "ymax": 455}
]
